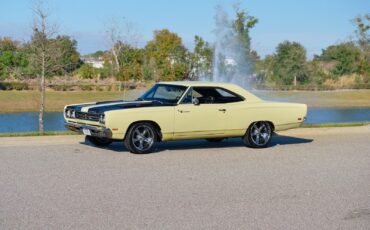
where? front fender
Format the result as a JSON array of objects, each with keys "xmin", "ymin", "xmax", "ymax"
[{"xmin": 104, "ymin": 106, "xmax": 175, "ymax": 140}]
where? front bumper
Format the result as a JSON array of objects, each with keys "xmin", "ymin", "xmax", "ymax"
[{"xmin": 65, "ymin": 122, "xmax": 112, "ymax": 139}]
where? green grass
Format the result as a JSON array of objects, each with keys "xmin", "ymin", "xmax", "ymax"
[
  {"xmin": 301, "ymin": 121, "xmax": 370, "ymax": 128},
  {"xmin": 0, "ymin": 89, "xmax": 370, "ymax": 113},
  {"xmin": 254, "ymin": 89, "xmax": 370, "ymax": 108},
  {"xmin": 0, "ymin": 131, "xmax": 79, "ymax": 137},
  {"xmin": 0, "ymin": 90, "xmax": 143, "ymax": 113}
]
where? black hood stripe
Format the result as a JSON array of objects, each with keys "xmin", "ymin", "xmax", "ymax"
[{"xmin": 66, "ymin": 100, "xmax": 172, "ymax": 114}]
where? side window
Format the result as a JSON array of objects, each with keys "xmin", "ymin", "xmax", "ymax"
[
  {"xmin": 181, "ymin": 88, "xmax": 193, "ymax": 104},
  {"xmin": 181, "ymin": 88, "xmax": 204, "ymax": 104},
  {"xmin": 214, "ymin": 88, "xmax": 244, "ymax": 103},
  {"xmin": 180, "ymin": 87, "xmax": 244, "ymax": 104},
  {"xmin": 216, "ymin": 88, "xmax": 235, "ymax": 97}
]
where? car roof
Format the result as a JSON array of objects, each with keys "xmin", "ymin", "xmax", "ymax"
[
  {"xmin": 157, "ymin": 81, "xmax": 262, "ymax": 102},
  {"xmin": 158, "ymin": 81, "xmax": 237, "ymax": 87}
]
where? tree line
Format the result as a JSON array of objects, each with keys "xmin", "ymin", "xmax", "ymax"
[
  {"xmin": 0, "ymin": 8, "xmax": 369, "ymax": 88},
  {"xmin": 0, "ymin": 35, "xmax": 81, "ymax": 80},
  {"xmin": 0, "ymin": 1, "xmax": 368, "ymax": 133}
]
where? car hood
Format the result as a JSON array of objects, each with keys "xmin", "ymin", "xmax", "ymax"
[{"xmin": 66, "ymin": 100, "xmax": 158, "ymax": 113}]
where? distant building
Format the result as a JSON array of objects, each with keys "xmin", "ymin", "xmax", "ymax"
[{"xmin": 82, "ymin": 57, "xmax": 104, "ymax": 69}]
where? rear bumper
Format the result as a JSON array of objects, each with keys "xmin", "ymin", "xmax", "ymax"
[{"xmin": 65, "ymin": 123, "xmax": 112, "ymax": 139}]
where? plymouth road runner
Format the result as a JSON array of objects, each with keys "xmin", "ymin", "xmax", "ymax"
[{"xmin": 64, "ymin": 82, "xmax": 307, "ymax": 153}]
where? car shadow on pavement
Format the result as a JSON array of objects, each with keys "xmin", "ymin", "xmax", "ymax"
[
  {"xmin": 154, "ymin": 135, "xmax": 313, "ymax": 152},
  {"xmin": 81, "ymin": 134, "xmax": 313, "ymax": 153},
  {"xmin": 270, "ymin": 134, "xmax": 313, "ymax": 146}
]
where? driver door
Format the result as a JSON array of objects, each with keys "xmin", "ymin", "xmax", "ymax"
[{"xmin": 173, "ymin": 88, "xmax": 226, "ymax": 139}]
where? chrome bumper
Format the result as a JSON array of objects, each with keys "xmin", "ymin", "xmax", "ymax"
[{"xmin": 65, "ymin": 123, "xmax": 112, "ymax": 139}]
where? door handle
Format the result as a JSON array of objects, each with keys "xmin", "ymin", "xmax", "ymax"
[
  {"xmin": 218, "ymin": 109, "xmax": 227, "ymax": 112},
  {"xmin": 178, "ymin": 109, "xmax": 190, "ymax": 113}
]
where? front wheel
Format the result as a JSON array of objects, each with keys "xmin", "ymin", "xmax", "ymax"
[
  {"xmin": 86, "ymin": 136, "xmax": 112, "ymax": 147},
  {"xmin": 124, "ymin": 122, "xmax": 157, "ymax": 154},
  {"xmin": 243, "ymin": 121, "xmax": 272, "ymax": 148}
]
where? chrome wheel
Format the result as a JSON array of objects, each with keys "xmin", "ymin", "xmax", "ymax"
[
  {"xmin": 132, "ymin": 124, "xmax": 155, "ymax": 152},
  {"xmin": 250, "ymin": 121, "xmax": 272, "ymax": 147}
]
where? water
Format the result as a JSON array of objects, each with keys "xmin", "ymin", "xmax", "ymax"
[
  {"xmin": 0, "ymin": 112, "xmax": 65, "ymax": 133},
  {"xmin": 0, "ymin": 108, "xmax": 369, "ymax": 133},
  {"xmin": 306, "ymin": 108, "xmax": 370, "ymax": 124}
]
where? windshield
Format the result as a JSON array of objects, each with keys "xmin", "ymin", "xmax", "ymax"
[{"xmin": 138, "ymin": 84, "xmax": 188, "ymax": 105}]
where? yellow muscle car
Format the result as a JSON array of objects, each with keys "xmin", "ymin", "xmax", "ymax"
[{"xmin": 64, "ymin": 82, "xmax": 307, "ymax": 153}]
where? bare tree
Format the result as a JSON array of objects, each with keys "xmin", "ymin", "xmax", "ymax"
[
  {"xmin": 352, "ymin": 14, "xmax": 370, "ymax": 77},
  {"xmin": 28, "ymin": 0, "xmax": 64, "ymax": 132},
  {"xmin": 106, "ymin": 19, "xmax": 122, "ymax": 75},
  {"xmin": 105, "ymin": 18, "xmax": 140, "ymax": 94},
  {"xmin": 105, "ymin": 18, "xmax": 140, "ymax": 70}
]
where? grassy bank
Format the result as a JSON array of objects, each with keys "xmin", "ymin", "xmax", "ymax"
[
  {"xmin": 0, "ymin": 89, "xmax": 370, "ymax": 113},
  {"xmin": 301, "ymin": 122, "xmax": 370, "ymax": 128},
  {"xmin": 0, "ymin": 90, "xmax": 142, "ymax": 113},
  {"xmin": 254, "ymin": 90, "xmax": 370, "ymax": 108}
]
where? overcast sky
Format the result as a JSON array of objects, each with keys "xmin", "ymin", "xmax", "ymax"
[{"xmin": 0, "ymin": 0, "xmax": 369, "ymax": 58}]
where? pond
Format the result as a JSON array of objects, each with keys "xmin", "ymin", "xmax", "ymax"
[{"xmin": 0, "ymin": 108, "xmax": 369, "ymax": 133}]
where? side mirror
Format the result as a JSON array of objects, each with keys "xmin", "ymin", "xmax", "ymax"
[{"xmin": 192, "ymin": 97, "xmax": 200, "ymax": 105}]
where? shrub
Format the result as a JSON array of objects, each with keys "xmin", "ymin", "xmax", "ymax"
[
  {"xmin": 49, "ymin": 84, "xmax": 74, "ymax": 91},
  {"xmin": 79, "ymin": 64, "xmax": 97, "ymax": 79},
  {"xmin": 0, "ymin": 82, "xmax": 29, "ymax": 90},
  {"xmin": 79, "ymin": 85, "xmax": 93, "ymax": 91}
]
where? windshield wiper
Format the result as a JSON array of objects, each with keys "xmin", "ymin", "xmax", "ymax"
[{"xmin": 137, "ymin": 98, "xmax": 173, "ymax": 105}]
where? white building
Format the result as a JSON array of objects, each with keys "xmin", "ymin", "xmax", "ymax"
[{"xmin": 83, "ymin": 57, "xmax": 104, "ymax": 69}]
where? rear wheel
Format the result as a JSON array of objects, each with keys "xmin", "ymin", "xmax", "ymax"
[
  {"xmin": 243, "ymin": 121, "xmax": 272, "ymax": 148},
  {"xmin": 124, "ymin": 122, "xmax": 157, "ymax": 154},
  {"xmin": 206, "ymin": 138, "xmax": 224, "ymax": 143},
  {"xmin": 86, "ymin": 136, "xmax": 112, "ymax": 147}
]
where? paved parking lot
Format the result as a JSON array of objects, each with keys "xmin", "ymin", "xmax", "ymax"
[{"xmin": 0, "ymin": 126, "xmax": 369, "ymax": 229}]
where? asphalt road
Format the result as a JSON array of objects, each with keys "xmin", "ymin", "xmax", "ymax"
[{"xmin": 0, "ymin": 126, "xmax": 369, "ymax": 230}]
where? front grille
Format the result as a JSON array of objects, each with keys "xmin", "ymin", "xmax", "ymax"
[{"xmin": 75, "ymin": 112, "xmax": 100, "ymax": 122}]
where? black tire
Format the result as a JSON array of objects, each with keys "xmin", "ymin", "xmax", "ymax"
[
  {"xmin": 124, "ymin": 122, "xmax": 158, "ymax": 154},
  {"xmin": 242, "ymin": 121, "xmax": 272, "ymax": 148},
  {"xmin": 86, "ymin": 135, "xmax": 112, "ymax": 147},
  {"xmin": 205, "ymin": 138, "xmax": 224, "ymax": 143}
]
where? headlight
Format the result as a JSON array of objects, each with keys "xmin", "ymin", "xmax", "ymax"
[
  {"xmin": 99, "ymin": 114, "xmax": 105, "ymax": 124},
  {"xmin": 65, "ymin": 109, "xmax": 75, "ymax": 118}
]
